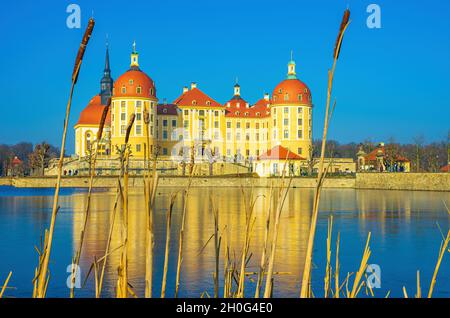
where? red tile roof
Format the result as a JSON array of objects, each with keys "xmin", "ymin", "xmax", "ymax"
[
  {"xmin": 364, "ymin": 146, "xmax": 410, "ymax": 163},
  {"xmin": 76, "ymin": 95, "xmax": 111, "ymax": 126},
  {"xmin": 173, "ymin": 87, "xmax": 222, "ymax": 107},
  {"xmin": 441, "ymin": 164, "xmax": 450, "ymax": 172},
  {"xmin": 258, "ymin": 145, "xmax": 305, "ymax": 161},
  {"xmin": 11, "ymin": 156, "xmax": 23, "ymax": 165},
  {"xmin": 157, "ymin": 103, "xmax": 179, "ymax": 115},
  {"xmin": 225, "ymin": 97, "xmax": 271, "ymax": 118}
]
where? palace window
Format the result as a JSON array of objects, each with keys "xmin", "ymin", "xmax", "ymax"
[
  {"xmin": 129, "ymin": 79, "xmax": 134, "ymax": 85},
  {"xmin": 298, "ymin": 118, "xmax": 302, "ymax": 126},
  {"xmin": 136, "ymin": 86, "xmax": 142, "ymax": 94},
  {"xmin": 246, "ymin": 123, "xmax": 250, "ymax": 129},
  {"xmin": 199, "ymin": 110, "xmax": 205, "ymax": 116},
  {"xmin": 163, "ymin": 131, "xmax": 168, "ymax": 140},
  {"xmin": 163, "ymin": 120, "xmax": 168, "ymax": 127},
  {"xmin": 284, "ymin": 107, "xmax": 289, "ymax": 114},
  {"xmin": 284, "ymin": 119, "xmax": 289, "ymax": 126},
  {"xmin": 136, "ymin": 125, "xmax": 142, "ymax": 135},
  {"xmin": 214, "ymin": 111, "xmax": 219, "ymax": 116},
  {"xmin": 136, "ymin": 113, "xmax": 142, "ymax": 121},
  {"xmin": 256, "ymin": 123, "xmax": 260, "ymax": 129},
  {"xmin": 183, "ymin": 120, "xmax": 189, "ymax": 128},
  {"xmin": 298, "ymin": 130, "xmax": 302, "ymax": 139},
  {"xmin": 226, "ymin": 122, "xmax": 231, "ymax": 129},
  {"xmin": 298, "ymin": 148, "xmax": 303, "ymax": 155},
  {"xmin": 298, "ymin": 94, "xmax": 303, "ymax": 101},
  {"xmin": 150, "ymin": 88, "xmax": 154, "ymax": 96},
  {"xmin": 206, "ymin": 101, "xmax": 211, "ymax": 106},
  {"xmin": 226, "ymin": 132, "xmax": 231, "ymax": 141},
  {"xmin": 121, "ymin": 86, "xmax": 126, "ymax": 94},
  {"xmin": 184, "ymin": 110, "xmax": 189, "ymax": 116},
  {"xmin": 163, "ymin": 148, "xmax": 168, "ymax": 155},
  {"xmin": 121, "ymin": 113, "xmax": 126, "ymax": 121},
  {"xmin": 136, "ymin": 144, "xmax": 141, "ymax": 152},
  {"xmin": 192, "ymin": 100, "xmax": 197, "ymax": 106},
  {"xmin": 298, "ymin": 107, "xmax": 303, "ymax": 114},
  {"xmin": 214, "ymin": 121, "xmax": 219, "ymax": 128},
  {"xmin": 172, "ymin": 120, "xmax": 177, "ymax": 127},
  {"xmin": 284, "ymin": 130, "xmax": 289, "ymax": 139},
  {"xmin": 237, "ymin": 122, "xmax": 241, "ymax": 129},
  {"xmin": 236, "ymin": 132, "xmax": 241, "ymax": 141},
  {"xmin": 284, "ymin": 93, "xmax": 289, "ymax": 101},
  {"xmin": 121, "ymin": 125, "xmax": 126, "ymax": 135}
]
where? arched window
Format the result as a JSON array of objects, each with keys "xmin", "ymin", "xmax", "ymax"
[
  {"xmin": 206, "ymin": 100, "xmax": 211, "ymax": 106},
  {"xmin": 121, "ymin": 86, "xmax": 126, "ymax": 94},
  {"xmin": 136, "ymin": 86, "xmax": 142, "ymax": 94},
  {"xmin": 192, "ymin": 100, "xmax": 197, "ymax": 106}
]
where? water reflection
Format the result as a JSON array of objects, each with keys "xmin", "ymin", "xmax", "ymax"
[{"xmin": 0, "ymin": 186, "xmax": 448, "ymax": 298}]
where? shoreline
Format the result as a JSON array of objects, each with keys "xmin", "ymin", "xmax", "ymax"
[{"xmin": 1, "ymin": 173, "xmax": 449, "ymax": 192}]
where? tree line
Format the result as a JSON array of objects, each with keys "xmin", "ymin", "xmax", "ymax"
[
  {"xmin": 312, "ymin": 135, "xmax": 449, "ymax": 173},
  {"xmin": 0, "ymin": 142, "xmax": 60, "ymax": 176}
]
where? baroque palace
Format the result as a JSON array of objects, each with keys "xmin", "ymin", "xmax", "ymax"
[{"xmin": 72, "ymin": 44, "xmax": 354, "ymax": 176}]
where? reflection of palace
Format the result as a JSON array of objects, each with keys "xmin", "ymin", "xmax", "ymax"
[
  {"xmin": 73, "ymin": 44, "xmax": 321, "ymax": 176},
  {"xmin": 71, "ymin": 188, "xmax": 313, "ymax": 297}
]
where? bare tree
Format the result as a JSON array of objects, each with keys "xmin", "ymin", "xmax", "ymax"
[
  {"xmin": 28, "ymin": 142, "xmax": 51, "ymax": 176},
  {"xmin": 413, "ymin": 134, "xmax": 425, "ymax": 172}
]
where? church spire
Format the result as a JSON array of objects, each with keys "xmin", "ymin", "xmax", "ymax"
[{"xmin": 100, "ymin": 42, "xmax": 114, "ymax": 105}]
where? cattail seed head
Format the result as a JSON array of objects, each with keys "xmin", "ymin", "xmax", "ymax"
[
  {"xmin": 72, "ymin": 18, "xmax": 95, "ymax": 83},
  {"xmin": 143, "ymin": 110, "xmax": 150, "ymax": 125},
  {"xmin": 97, "ymin": 104, "xmax": 110, "ymax": 141},
  {"xmin": 333, "ymin": 9, "xmax": 350, "ymax": 60},
  {"xmin": 125, "ymin": 113, "xmax": 136, "ymax": 144}
]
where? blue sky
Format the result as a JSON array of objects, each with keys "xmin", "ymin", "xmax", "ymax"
[{"xmin": 0, "ymin": 0, "xmax": 449, "ymax": 153}]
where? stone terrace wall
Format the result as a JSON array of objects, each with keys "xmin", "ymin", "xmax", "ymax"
[
  {"xmin": 356, "ymin": 173, "xmax": 450, "ymax": 192},
  {"xmin": 9, "ymin": 176, "xmax": 355, "ymax": 189}
]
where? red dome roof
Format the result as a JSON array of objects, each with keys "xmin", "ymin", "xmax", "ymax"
[
  {"xmin": 272, "ymin": 79, "xmax": 312, "ymax": 105},
  {"xmin": 76, "ymin": 95, "xmax": 111, "ymax": 126},
  {"xmin": 113, "ymin": 69, "xmax": 156, "ymax": 99}
]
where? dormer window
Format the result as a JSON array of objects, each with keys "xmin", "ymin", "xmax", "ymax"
[
  {"xmin": 129, "ymin": 79, "xmax": 134, "ymax": 85},
  {"xmin": 284, "ymin": 93, "xmax": 289, "ymax": 101},
  {"xmin": 163, "ymin": 108, "xmax": 167, "ymax": 114},
  {"xmin": 206, "ymin": 101, "xmax": 211, "ymax": 106},
  {"xmin": 278, "ymin": 88, "xmax": 282, "ymax": 93},
  {"xmin": 121, "ymin": 86, "xmax": 126, "ymax": 94},
  {"xmin": 136, "ymin": 86, "xmax": 142, "ymax": 94},
  {"xmin": 236, "ymin": 111, "xmax": 240, "ymax": 116},
  {"xmin": 304, "ymin": 88, "xmax": 308, "ymax": 93},
  {"xmin": 236, "ymin": 103, "xmax": 240, "ymax": 108},
  {"xmin": 192, "ymin": 100, "xmax": 197, "ymax": 106},
  {"xmin": 298, "ymin": 94, "xmax": 303, "ymax": 101},
  {"xmin": 256, "ymin": 112, "xmax": 260, "ymax": 116},
  {"xmin": 245, "ymin": 112, "xmax": 249, "ymax": 117}
]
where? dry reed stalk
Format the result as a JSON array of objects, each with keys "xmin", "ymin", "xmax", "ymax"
[
  {"xmin": 427, "ymin": 230, "xmax": 450, "ymax": 298},
  {"xmin": 210, "ymin": 194, "xmax": 221, "ymax": 298},
  {"xmin": 255, "ymin": 187, "xmax": 274, "ymax": 298},
  {"xmin": 236, "ymin": 187, "xmax": 257, "ymax": 298},
  {"xmin": 324, "ymin": 215, "xmax": 333, "ymax": 298},
  {"xmin": 174, "ymin": 169, "xmax": 195, "ymax": 298},
  {"xmin": 263, "ymin": 178, "xmax": 293, "ymax": 298},
  {"xmin": 300, "ymin": 10, "xmax": 350, "ymax": 298},
  {"xmin": 416, "ymin": 270, "xmax": 421, "ymax": 298},
  {"xmin": 403, "ymin": 286, "xmax": 409, "ymax": 298},
  {"xmin": 116, "ymin": 114, "xmax": 135, "ymax": 298},
  {"xmin": 349, "ymin": 232, "xmax": 371, "ymax": 298},
  {"xmin": 34, "ymin": 18, "xmax": 95, "ymax": 298},
  {"xmin": 334, "ymin": 232, "xmax": 340, "ymax": 298},
  {"xmin": 143, "ymin": 109, "xmax": 158, "ymax": 298},
  {"xmin": 70, "ymin": 99, "xmax": 111, "ymax": 298},
  {"xmin": 0, "ymin": 271, "xmax": 12, "ymax": 298},
  {"xmin": 161, "ymin": 193, "xmax": 178, "ymax": 298},
  {"xmin": 97, "ymin": 179, "xmax": 124, "ymax": 298}
]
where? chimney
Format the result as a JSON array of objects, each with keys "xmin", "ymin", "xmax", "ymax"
[
  {"xmin": 264, "ymin": 93, "xmax": 270, "ymax": 101},
  {"xmin": 191, "ymin": 82, "xmax": 197, "ymax": 90},
  {"xmin": 183, "ymin": 86, "xmax": 188, "ymax": 94}
]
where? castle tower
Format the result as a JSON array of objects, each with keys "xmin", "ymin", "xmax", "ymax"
[{"xmin": 270, "ymin": 54, "xmax": 313, "ymax": 159}]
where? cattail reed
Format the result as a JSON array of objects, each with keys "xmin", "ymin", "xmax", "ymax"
[
  {"xmin": 125, "ymin": 113, "xmax": 136, "ymax": 144},
  {"xmin": 34, "ymin": 18, "xmax": 95, "ymax": 298},
  {"xmin": 428, "ymin": 230, "xmax": 450, "ymax": 298},
  {"xmin": 70, "ymin": 98, "xmax": 111, "ymax": 298},
  {"xmin": 72, "ymin": 18, "xmax": 95, "ymax": 84},
  {"xmin": 161, "ymin": 193, "xmax": 177, "ymax": 298},
  {"xmin": 349, "ymin": 232, "xmax": 371, "ymax": 298},
  {"xmin": 300, "ymin": 9, "xmax": 350, "ymax": 298},
  {"xmin": 333, "ymin": 9, "xmax": 350, "ymax": 60},
  {"xmin": 0, "ymin": 271, "xmax": 12, "ymax": 298}
]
